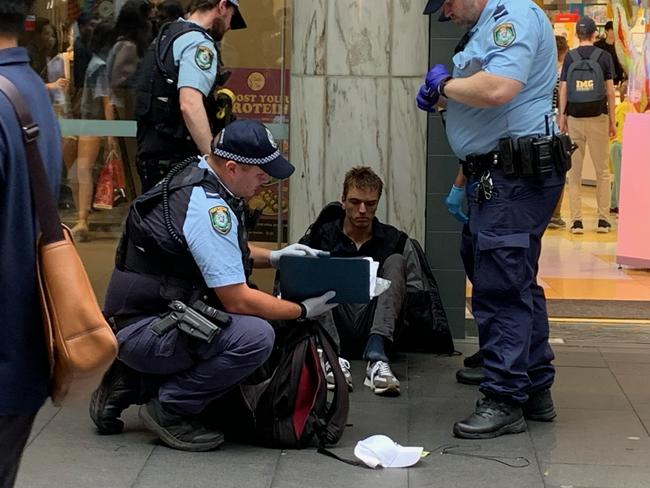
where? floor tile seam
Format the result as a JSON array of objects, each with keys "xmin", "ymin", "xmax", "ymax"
[
  {"xmin": 541, "ymin": 461, "xmax": 650, "ymax": 468},
  {"xmin": 266, "ymin": 448, "xmax": 287, "ymax": 488},
  {"xmin": 129, "ymin": 444, "xmax": 156, "ymax": 488},
  {"xmin": 526, "ymin": 428, "xmax": 548, "ymax": 483},
  {"xmin": 554, "ymin": 364, "xmax": 612, "ymax": 369},
  {"xmin": 347, "ymin": 399, "xmax": 411, "ymax": 405},
  {"xmin": 547, "ymin": 407, "xmax": 643, "ymax": 413},
  {"xmin": 25, "ymin": 407, "xmax": 61, "ymax": 450},
  {"xmin": 390, "ymin": 394, "xmax": 476, "ymax": 402},
  {"xmin": 563, "ymin": 342, "xmax": 650, "ymax": 348},
  {"xmin": 606, "ymin": 365, "xmax": 650, "ymax": 437}
]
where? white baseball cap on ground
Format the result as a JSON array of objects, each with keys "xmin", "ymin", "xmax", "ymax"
[{"xmin": 354, "ymin": 435, "xmax": 423, "ymax": 469}]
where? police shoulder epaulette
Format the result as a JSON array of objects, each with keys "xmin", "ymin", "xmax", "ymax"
[{"xmin": 493, "ymin": 5, "xmax": 508, "ymax": 22}]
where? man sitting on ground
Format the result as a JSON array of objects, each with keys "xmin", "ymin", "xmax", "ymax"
[{"xmin": 299, "ymin": 167, "xmax": 410, "ymax": 397}]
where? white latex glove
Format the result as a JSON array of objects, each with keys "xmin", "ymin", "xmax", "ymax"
[
  {"xmin": 301, "ymin": 291, "xmax": 337, "ymax": 318},
  {"xmin": 269, "ymin": 243, "xmax": 320, "ymax": 268}
]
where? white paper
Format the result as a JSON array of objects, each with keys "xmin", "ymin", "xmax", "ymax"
[{"xmin": 366, "ymin": 258, "xmax": 392, "ymax": 298}]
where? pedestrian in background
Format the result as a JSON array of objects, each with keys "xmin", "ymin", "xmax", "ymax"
[
  {"xmin": 0, "ymin": 1, "xmax": 63, "ymax": 485},
  {"xmin": 558, "ymin": 16, "xmax": 616, "ymax": 234}
]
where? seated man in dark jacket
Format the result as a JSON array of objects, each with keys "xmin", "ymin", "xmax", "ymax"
[{"xmin": 300, "ymin": 167, "xmax": 410, "ymax": 396}]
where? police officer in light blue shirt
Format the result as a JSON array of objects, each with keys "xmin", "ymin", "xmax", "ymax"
[
  {"xmin": 418, "ymin": 0, "xmax": 571, "ymax": 439},
  {"xmin": 91, "ymin": 119, "xmax": 338, "ymax": 451},
  {"xmin": 136, "ymin": 0, "xmax": 247, "ymax": 191}
]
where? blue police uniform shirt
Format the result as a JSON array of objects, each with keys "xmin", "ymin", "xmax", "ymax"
[
  {"xmin": 182, "ymin": 157, "xmax": 246, "ymax": 288},
  {"xmin": 173, "ymin": 18, "xmax": 219, "ymax": 97},
  {"xmin": 0, "ymin": 47, "xmax": 62, "ymax": 415},
  {"xmin": 445, "ymin": 0, "xmax": 557, "ymax": 160}
]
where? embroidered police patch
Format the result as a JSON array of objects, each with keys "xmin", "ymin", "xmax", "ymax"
[
  {"xmin": 209, "ymin": 206, "xmax": 231, "ymax": 234},
  {"xmin": 493, "ymin": 23, "xmax": 516, "ymax": 47},
  {"xmin": 195, "ymin": 46, "xmax": 214, "ymax": 70}
]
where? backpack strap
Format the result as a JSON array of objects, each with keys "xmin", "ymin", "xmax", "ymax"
[
  {"xmin": 589, "ymin": 48, "xmax": 603, "ymax": 63},
  {"xmin": 317, "ymin": 445, "xmax": 369, "ymax": 468},
  {"xmin": 315, "ymin": 325, "xmax": 349, "ymax": 446},
  {"xmin": 568, "ymin": 49, "xmax": 581, "ymax": 63}
]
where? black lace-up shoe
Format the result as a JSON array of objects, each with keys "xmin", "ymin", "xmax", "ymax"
[
  {"xmin": 453, "ymin": 397, "xmax": 527, "ymax": 439},
  {"xmin": 523, "ymin": 389, "xmax": 556, "ymax": 422},
  {"xmin": 89, "ymin": 361, "xmax": 141, "ymax": 435},
  {"xmin": 456, "ymin": 367, "xmax": 485, "ymax": 385},
  {"xmin": 463, "ymin": 350, "xmax": 484, "ymax": 368},
  {"xmin": 139, "ymin": 399, "xmax": 225, "ymax": 452}
]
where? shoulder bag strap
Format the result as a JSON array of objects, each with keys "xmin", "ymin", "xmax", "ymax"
[{"xmin": 0, "ymin": 74, "xmax": 63, "ymax": 244}]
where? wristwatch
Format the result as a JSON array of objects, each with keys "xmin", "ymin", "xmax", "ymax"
[
  {"xmin": 439, "ymin": 77, "xmax": 453, "ymax": 98},
  {"xmin": 297, "ymin": 302, "xmax": 307, "ymax": 321}
]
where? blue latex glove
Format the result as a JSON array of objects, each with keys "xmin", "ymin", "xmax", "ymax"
[
  {"xmin": 425, "ymin": 64, "xmax": 452, "ymax": 96},
  {"xmin": 444, "ymin": 185, "xmax": 469, "ymax": 223},
  {"xmin": 416, "ymin": 84, "xmax": 438, "ymax": 112}
]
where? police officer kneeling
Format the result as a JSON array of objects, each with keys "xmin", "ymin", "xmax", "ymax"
[{"xmin": 92, "ymin": 119, "xmax": 336, "ymax": 452}]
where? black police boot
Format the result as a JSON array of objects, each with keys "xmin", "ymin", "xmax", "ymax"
[
  {"xmin": 89, "ymin": 360, "xmax": 141, "ymax": 435},
  {"xmin": 455, "ymin": 367, "xmax": 485, "ymax": 385},
  {"xmin": 463, "ymin": 350, "xmax": 484, "ymax": 368},
  {"xmin": 453, "ymin": 397, "xmax": 527, "ymax": 439},
  {"xmin": 139, "ymin": 398, "xmax": 225, "ymax": 452},
  {"xmin": 523, "ymin": 389, "xmax": 556, "ymax": 422}
]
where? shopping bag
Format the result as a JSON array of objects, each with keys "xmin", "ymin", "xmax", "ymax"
[{"xmin": 93, "ymin": 149, "xmax": 116, "ymax": 210}]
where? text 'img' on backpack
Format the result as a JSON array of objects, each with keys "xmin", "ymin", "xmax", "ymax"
[{"xmin": 566, "ymin": 48, "xmax": 606, "ymax": 118}]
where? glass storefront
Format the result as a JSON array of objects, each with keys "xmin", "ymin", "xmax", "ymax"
[{"xmin": 21, "ymin": 0, "xmax": 292, "ymax": 245}]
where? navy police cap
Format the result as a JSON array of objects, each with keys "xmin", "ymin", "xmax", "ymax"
[
  {"xmin": 212, "ymin": 119, "xmax": 295, "ymax": 180},
  {"xmin": 423, "ymin": 0, "xmax": 450, "ymax": 22},
  {"xmin": 227, "ymin": 0, "xmax": 247, "ymax": 30}
]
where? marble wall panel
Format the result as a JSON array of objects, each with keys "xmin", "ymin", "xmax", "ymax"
[
  {"xmin": 388, "ymin": 77, "xmax": 427, "ymax": 242},
  {"xmin": 326, "ymin": 0, "xmax": 390, "ymax": 76},
  {"xmin": 324, "ymin": 77, "xmax": 390, "ymax": 222},
  {"xmin": 292, "ymin": 0, "xmax": 327, "ymax": 75},
  {"xmin": 288, "ymin": 75, "xmax": 327, "ymax": 242},
  {"xmin": 391, "ymin": 0, "xmax": 429, "ymax": 76}
]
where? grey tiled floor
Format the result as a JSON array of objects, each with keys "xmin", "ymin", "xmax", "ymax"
[{"xmin": 14, "ymin": 340, "xmax": 650, "ymax": 488}]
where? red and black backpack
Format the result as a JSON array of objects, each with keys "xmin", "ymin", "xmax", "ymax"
[{"xmin": 208, "ymin": 321, "xmax": 349, "ymax": 449}]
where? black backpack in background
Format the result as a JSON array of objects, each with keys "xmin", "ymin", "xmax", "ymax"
[
  {"xmin": 566, "ymin": 48, "xmax": 607, "ymax": 118},
  {"xmin": 207, "ymin": 322, "xmax": 349, "ymax": 449}
]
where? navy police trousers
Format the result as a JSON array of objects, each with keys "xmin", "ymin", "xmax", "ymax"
[
  {"xmin": 116, "ymin": 314, "xmax": 274, "ymax": 415},
  {"xmin": 461, "ymin": 167, "xmax": 565, "ymax": 405}
]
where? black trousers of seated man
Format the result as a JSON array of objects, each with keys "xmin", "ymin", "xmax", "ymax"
[{"xmin": 318, "ymin": 254, "xmax": 407, "ymax": 360}]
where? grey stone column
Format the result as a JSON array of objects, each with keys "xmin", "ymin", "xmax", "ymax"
[{"xmin": 289, "ymin": 0, "xmax": 429, "ymax": 244}]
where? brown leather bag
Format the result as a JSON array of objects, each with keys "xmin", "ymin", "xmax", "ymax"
[{"xmin": 0, "ymin": 75, "xmax": 117, "ymax": 406}]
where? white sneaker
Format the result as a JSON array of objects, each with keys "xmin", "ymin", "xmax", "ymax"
[
  {"xmin": 317, "ymin": 348, "xmax": 353, "ymax": 391},
  {"xmin": 364, "ymin": 361, "xmax": 400, "ymax": 396}
]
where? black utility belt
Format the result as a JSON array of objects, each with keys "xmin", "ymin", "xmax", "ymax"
[{"xmin": 462, "ymin": 134, "xmax": 574, "ymax": 179}]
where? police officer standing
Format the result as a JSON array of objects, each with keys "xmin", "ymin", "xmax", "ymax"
[
  {"xmin": 91, "ymin": 119, "xmax": 336, "ymax": 451},
  {"xmin": 418, "ymin": 0, "xmax": 570, "ymax": 439},
  {"xmin": 135, "ymin": 0, "xmax": 246, "ymax": 192}
]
